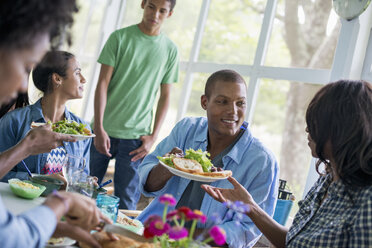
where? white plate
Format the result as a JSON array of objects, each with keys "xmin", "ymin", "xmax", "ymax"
[
  {"xmin": 66, "ymin": 133, "xmax": 95, "ymax": 141},
  {"xmin": 116, "ymin": 211, "xmax": 144, "ymax": 235},
  {"xmin": 159, "ymin": 161, "xmax": 229, "ymax": 183},
  {"xmin": 31, "ymin": 122, "xmax": 95, "ymax": 141},
  {"xmin": 45, "ymin": 237, "xmax": 75, "ymax": 247}
]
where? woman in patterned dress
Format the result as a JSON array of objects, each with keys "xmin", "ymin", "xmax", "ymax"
[
  {"xmin": 0, "ymin": 51, "xmax": 91, "ymax": 184},
  {"xmin": 202, "ymin": 79, "xmax": 372, "ymax": 247}
]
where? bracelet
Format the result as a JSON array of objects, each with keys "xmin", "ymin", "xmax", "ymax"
[{"xmin": 52, "ymin": 189, "xmax": 69, "ymax": 215}]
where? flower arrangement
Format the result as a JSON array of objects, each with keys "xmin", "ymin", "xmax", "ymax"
[{"xmin": 143, "ymin": 194, "xmax": 226, "ymax": 248}]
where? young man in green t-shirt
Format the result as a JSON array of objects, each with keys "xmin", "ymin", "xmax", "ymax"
[{"xmin": 90, "ymin": 0, "xmax": 179, "ymax": 210}]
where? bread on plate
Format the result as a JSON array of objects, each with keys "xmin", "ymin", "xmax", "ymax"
[
  {"xmin": 79, "ymin": 231, "xmax": 157, "ymax": 248},
  {"xmin": 172, "ymin": 157, "xmax": 203, "ymax": 174},
  {"xmin": 196, "ymin": 170, "xmax": 233, "ymax": 178}
]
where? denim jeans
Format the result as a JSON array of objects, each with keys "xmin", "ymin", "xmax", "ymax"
[{"xmin": 90, "ymin": 137, "xmax": 142, "ymax": 210}]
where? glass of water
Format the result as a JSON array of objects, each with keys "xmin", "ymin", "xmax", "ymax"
[
  {"xmin": 62, "ymin": 154, "xmax": 86, "ymax": 191},
  {"xmin": 67, "ymin": 171, "xmax": 95, "ymax": 197},
  {"xmin": 96, "ymin": 194, "xmax": 120, "ymax": 222}
]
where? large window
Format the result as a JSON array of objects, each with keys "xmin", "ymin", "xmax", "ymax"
[{"xmin": 68, "ymin": 0, "xmax": 372, "ymax": 214}]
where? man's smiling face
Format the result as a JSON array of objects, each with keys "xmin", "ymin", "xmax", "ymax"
[{"xmin": 202, "ymin": 80, "xmax": 247, "ymax": 138}]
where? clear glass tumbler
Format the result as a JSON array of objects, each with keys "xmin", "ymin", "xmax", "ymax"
[
  {"xmin": 96, "ymin": 194, "xmax": 120, "ymax": 223},
  {"xmin": 62, "ymin": 154, "xmax": 86, "ymax": 192}
]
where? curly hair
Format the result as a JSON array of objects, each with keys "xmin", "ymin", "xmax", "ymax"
[
  {"xmin": 0, "ymin": 0, "xmax": 78, "ymax": 50},
  {"xmin": 306, "ymin": 80, "xmax": 372, "ymax": 187}
]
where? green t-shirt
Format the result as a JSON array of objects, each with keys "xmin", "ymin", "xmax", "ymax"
[{"xmin": 97, "ymin": 24, "xmax": 179, "ymax": 139}]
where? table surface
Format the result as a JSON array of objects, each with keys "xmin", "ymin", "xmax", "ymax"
[
  {"xmin": 0, "ymin": 182, "xmax": 45, "ymax": 215},
  {"xmin": 0, "ymin": 182, "xmax": 79, "ymax": 247}
]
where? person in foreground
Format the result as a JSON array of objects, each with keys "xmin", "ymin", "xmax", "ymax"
[
  {"xmin": 0, "ymin": 1, "xmax": 112, "ymax": 247},
  {"xmin": 202, "ymin": 80, "xmax": 372, "ymax": 247},
  {"xmin": 90, "ymin": 0, "xmax": 179, "ymax": 210},
  {"xmin": 0, "ymin": 92, "xmax": 29, "ymax": 119},
  {"xmin": 0, "ymin": 51, "xmax": 91, "ymax": 182},
  {"xmin": 137, "ymin": 70, "xmax": 279, "ymax": 248}
]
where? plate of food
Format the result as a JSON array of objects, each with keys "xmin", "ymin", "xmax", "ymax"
[
  {"xmin": 31, "ymin": 120, "xmax": 95, "ymax": 141},
  {"xmin": 158, "ymin": 148, "xmax": 232, "ymax": 183},
  {"xmin": 45, "ymin": 237, "xmax": 75, "ymax": 247},
  {"xmin": 116, "ymin": 211, "xmax": 144, "ymax": 235},
  {"xmin": 79, "ymin": 231, "xmax": 156, "ymax": 248},
  {"xmin": 8, "ymin": 178, "xmax": 46, "ymax": 199}
]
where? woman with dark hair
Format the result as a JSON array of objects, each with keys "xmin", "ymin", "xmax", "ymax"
[
  {"xmin": 0, "ymin": 92, "xmax": 29, "ymax": 119},
  {"xmin": 202, "ymin": 80, "xmax": 372, "ymax": 247},
  {"xmin": 0, "ymin": 50, "xmax": 91, "ymax": 182},
  {"xmin": 0, "ymin": 1, "xmax": 111, "ymax": 247}
]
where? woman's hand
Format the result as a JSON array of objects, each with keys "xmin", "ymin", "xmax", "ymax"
[
  {"xmin": 53, "ymin": 222, "xmax": 102, "ymax": 248},
  {"xmin": 201, "ymin": 177, "xmax": 254, "ymax": 208}
]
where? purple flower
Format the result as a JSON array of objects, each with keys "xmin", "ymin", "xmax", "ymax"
[
  {"xmin": 159, "ymin": 194, "xmax": 177, "ymax": 206},
  {"xmin": 168, "ymin": 226, "xmax": 188, "ymax": 240},
  {"xmin": 208, "ymin": 226, "xmax": 226, "ymax": 245},
  {"xmin": 224, "ymin": 200, "xmax": 250, "ymax": 214},
  {"xmin": 146, "ymin": 220, "xmax": 170, "ymax": 237},
  {"xmin": 208, "ymin": 212, "xmax": 222, "ymax": 225}
]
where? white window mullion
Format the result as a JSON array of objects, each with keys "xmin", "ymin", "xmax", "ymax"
[
  {"xmin": 81, "ymin": 0, "xmax": 126, "ymax": 120},
  {"xmin": 246, "ymin": 0, "xmax": 278, "ymax": 123},
  {"xmin": 176, "ymin": 0, "xmax": 211, "ymax": 122}
]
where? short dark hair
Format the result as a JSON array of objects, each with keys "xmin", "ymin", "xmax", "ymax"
[
  {"xmin": 0, "ymin": 0, "xmax": 78, "ymax": 50},
  {"xmin": 32, "ymin": 51, "xmax": 75, "ymax": 94},
  {"xmin": 306, "ymin": 80, "xmax": 372, "ymax": 187},
  {"xmin": 204, "ymin": 70, "xmax": 246, "ymax": 98},
  {"xmin": 143, "ymin": 0, "xmax": 176, "ymax": 11}
]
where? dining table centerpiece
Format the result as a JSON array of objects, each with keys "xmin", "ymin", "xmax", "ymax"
[{"xmin": 143, "ymin": 194, "xmax": 227, "ymax": 248}]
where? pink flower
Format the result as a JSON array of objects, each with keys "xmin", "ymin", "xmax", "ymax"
[
  {"xmin": 166, "ymin": 210, "xmax": 180, "ymax": 220},
  {"xmin": 208, "ymin": 226, "xmax": 226, "ymax": 245},
  {"xmin": 168, "ymin": 226, "xmax": 188, "ymax": 240},
  {"xmin": 144, "ymin": 215, "xmax": 162, "ymax": 228},
  {"xmin": 177, "ymin": 207, "xmax": 192, "ymax": 219},
  {"xmin": 186, "ymin": 210, "xmax": 207, "ymax": 224},
  {"xmin": 145, "ymin": 219, "xmax": 170, "ymax": 237},
  {"xmin": 159, "ymin": 194, "xmax": 177, "ymax": 206}
]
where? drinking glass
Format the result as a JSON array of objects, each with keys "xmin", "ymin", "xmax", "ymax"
[
  {"xmin": 96, "ymin": 194, "xmax": 120, "ymax": 222},
  {"xmin": 62, "ymin": 154, "xmax": 86, "ymax": 191},
  {"xmin": 67, "ymin": 171, "xmax": 95, "ymax": 197}
]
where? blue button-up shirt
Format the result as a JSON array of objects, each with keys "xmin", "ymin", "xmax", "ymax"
[
  {"xmin": 0, "ymin": 99, "xmax": 91, "ymax": 181},
  {"xmin": 137, "ymin": 117, "xmax": 279, "ymax": 248},
  {"xmin": 0, "ymin": 196, "xmax": 57, "ymax": 247}
]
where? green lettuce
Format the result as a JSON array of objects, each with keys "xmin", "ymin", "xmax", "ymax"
[
  {"xmin": 184, "ymin": 148, "xmax": 213, "ymax": 172},
  {"xmin": 157, "ymin": 155, "xmax": 175, "ymax": 168}
]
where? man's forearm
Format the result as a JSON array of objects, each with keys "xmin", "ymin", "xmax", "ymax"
[
  {"xmin": 0, "ymin": 140, "xmax": 30, "ymax": 178},
  {"xmin": 93, "ymin": 64, "xmax": 113, "ymax": 132},
  {"xmin": 93, "ymin": 82, "xmax": 107, "ymax": 132},
  {"xmin": 151, "ymin": 84, "xmax": 171, "ymax": 138},
  {"xmin": 144, "ymin": 163, "xmax": 173, "ymax": 192}
]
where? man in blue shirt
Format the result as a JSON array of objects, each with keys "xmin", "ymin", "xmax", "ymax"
[{"xmin": 137, "ymin": 70, "xmax": 279, "ymax": 248}]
